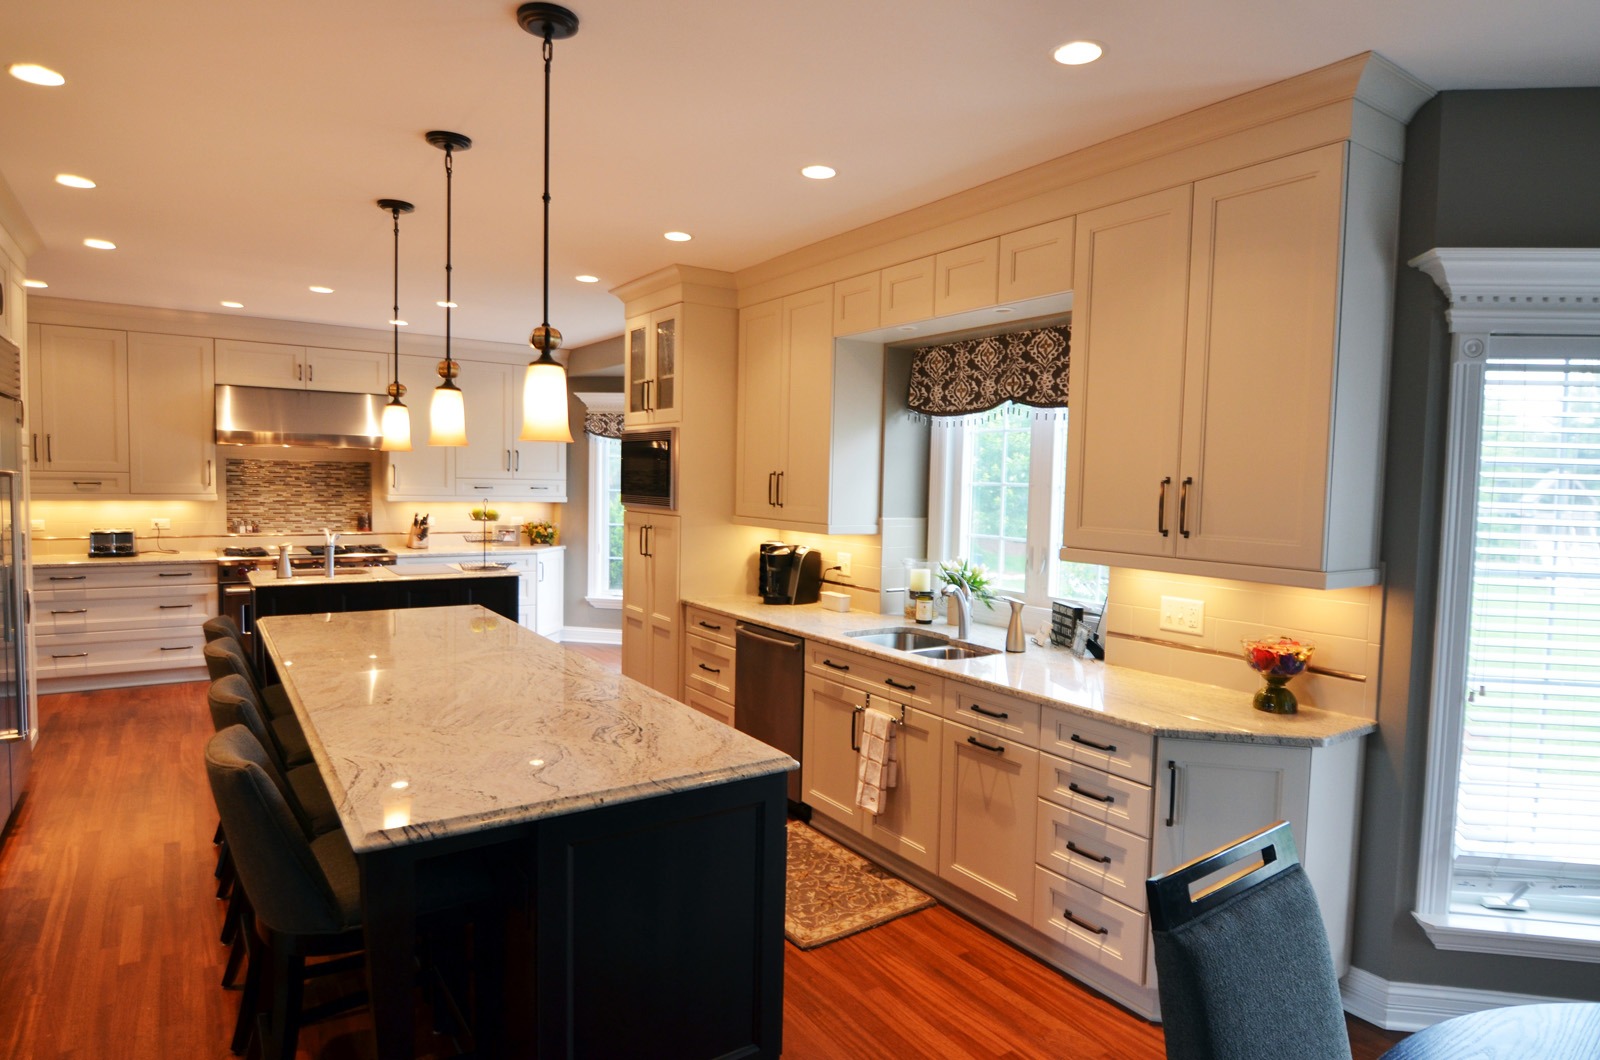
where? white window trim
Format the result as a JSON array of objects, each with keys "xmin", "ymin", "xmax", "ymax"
[
  {"xmin": 580, "ymin": 392, "xmax": 624, "ymax": 607},
  {"xmin": 1411, "ymin": 247, "xmax": 1600, "ymax": 962}
]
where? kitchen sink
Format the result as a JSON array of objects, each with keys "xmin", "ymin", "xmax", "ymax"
[
  {"xmin": 844, "ymin": 628, "xmax": 950, "ymax": 651},
  {"xmin": 908, "ymin": 644, "xmax": 998, "ymax": 660}
]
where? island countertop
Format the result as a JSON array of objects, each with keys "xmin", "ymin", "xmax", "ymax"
[
  {"xmin": 685, "ymin": 595, "xmax": 1374, "ymax": 748},
  {"xmin": 246, "ymin": 563, "xmax": 519, "ymax": 588},
  {"xmin": 256, "ymin": 605, "xmax": 796, "ymax": 853}
]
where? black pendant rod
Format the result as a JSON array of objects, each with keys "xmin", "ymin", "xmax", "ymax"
[
  {"xmin": 541, "ymin": 30, "xmax": 552, "ymax": 338},
  {"xmin": 444, "ymin": 144, "xmax": 454, "ymax": 374},
  {"xmin": 375, "ymin": 198, "xmax": 414, "ymax": 401}
]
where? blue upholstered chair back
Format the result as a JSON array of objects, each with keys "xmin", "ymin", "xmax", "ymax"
[{"xmin": 1146, "ymin": 822, "xmax": 1349, "ymax": 1060}]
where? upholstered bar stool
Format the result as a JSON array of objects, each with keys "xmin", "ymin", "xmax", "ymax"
[
  {"xmin": 203, "ymin": 639, "xmax": 311, "ymax": 767},
  {"xmin": 200, "ymin": 622, "xmax": 296, "ymax": 721}
]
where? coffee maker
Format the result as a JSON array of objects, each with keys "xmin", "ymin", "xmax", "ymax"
[{"xmin": 759, "ymin": 542, "xmax": 823, "ymax": 605}]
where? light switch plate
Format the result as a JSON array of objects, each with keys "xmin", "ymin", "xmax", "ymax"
[
  {"xmin": 837, "ymin": 552, "xmax": 851, "ymax": 577},
  {"xmin": 1159, "ymin": 595, "xmax": 1204, "ymax": 635}
]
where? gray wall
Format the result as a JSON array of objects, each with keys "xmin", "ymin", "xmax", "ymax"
[
  {"xmin": 1353, "ymin": 89, "xmax": 1600, "ymax": 996},
  {"xmin": 559, "ymin": 332, "xmax": 625, "ymax": 636}
]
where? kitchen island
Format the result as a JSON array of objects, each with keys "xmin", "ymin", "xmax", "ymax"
[
  {"xmin": 248, "ymin": 562, "xmax": 520, "ymax": 623},
  {"xmin": 257, "ymin": 605, "xmax": 794, "ymax": 1059}
]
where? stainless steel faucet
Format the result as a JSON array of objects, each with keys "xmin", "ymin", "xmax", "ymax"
[{"xmin": 942, "ymin": 584, "xmax": 972, "ymax": 641}]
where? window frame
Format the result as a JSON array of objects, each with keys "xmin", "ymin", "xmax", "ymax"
[{"xmin": 584, "ymin": 421, "xmax": 624, "ymax": 610}]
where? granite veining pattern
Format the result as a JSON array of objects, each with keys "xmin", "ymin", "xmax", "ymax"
[
  {"xmin": 246, "ymin": 565, "xmax": 521, "ymax": 588},
  {"xmin": 256, "ymin": 605, "xmax": 794, "ymax": 853},
  {"xmin": 687, "ymin": 596, "xmax": 1375, "ymax": 747}
]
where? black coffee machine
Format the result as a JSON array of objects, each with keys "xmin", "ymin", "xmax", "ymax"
[{"xmin": 759, "ymin": 542, "xmax": 823, "ymax": 605}]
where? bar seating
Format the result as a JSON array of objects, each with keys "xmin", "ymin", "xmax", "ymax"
[
  {"xmin": 1145, "ymin": 821, "xmax": 1349, "ymax": 1060},
  {"xmin": 203, "ymin": 639, "xmax": 312, "ymax": 767},
  {"xmin": 204, "ymin": 725, "xmax": 502, "ymax": 1059},
  {"xmin": 200, "ymin": 620, "xmax": 296, "ymax": 721}
]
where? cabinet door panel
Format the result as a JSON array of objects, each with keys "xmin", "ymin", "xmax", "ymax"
[
  {"xmin": 305, "ymin": 348, "xmax": 387, "ymax": 393},
  {"xmin": 649, "ymin": 310, "xmax": 679, "ymax": 423},
  {"xmin": 1150, "ymin": 738, "xmax": 1310, "ymax": 876},
  {"xmin": 833, "ymin": 272, "xmax": 881, "ymax": 336},
  {"xmin": 624, "ymin": 318, "xmax": 651, "ymax": 424},
  {"xmin": 998, "ymin": 218, "xmax": 1075, "ymax": 302},
  {"xmin": 879, "ymin": 257, "xmax": 934, "ymax": 326},
  {"xmin": 1062, "ymin": 187, "xmax": 1191, "ymax": 558},
  {"xmin": 454, "ymin": 361, "xmax": 516, "ymax": 480},
  {"xmin": 128, "ymin": 332, "xmax": 215, "ymax": 496},
  {"xmin": 533, "ymin": 551, "xmax": 563, "ymax": 638},
  {"xmin": 37, "ymin": 326, "xmax": 129, "ymax": 474},
  {"xmin": 773, "ymin": 287, "xmax": 834, "ymax": 527},
  {"xmin": 800, "ymin": 676, "xmax": 866, "ymax": 828},
  {"xmin": 934, "ymin": 238, "xmax": 999, "ymax": 316},
  {"xmin": 859, "ymin": 705, "xmax": 942, "ymax": 873},
  {"xmin": 939, "ymin": 720, "xmax": 1037, "ymax": 917},
  {"xmin": 621, "ymin": 510, "xmax": 651, "ymax": 683},
  {"xmin": 384, "ymin": 354, "xmax": 455, "ymax": 498},
  {"xmin": 734, "ymin": 299, "xmax": 785, "ymax": 519},
  {"xmin": 215, "ymin": 339, "xmax": 304, "ymax": 387},
  {"xmin": 1179, "ymin": 144, "xmax": 1343, "ymax": 568}
]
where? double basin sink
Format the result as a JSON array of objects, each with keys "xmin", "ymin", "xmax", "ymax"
[{"xmin": 844, "ymin": 627, "xmax": 998, "ymax": 661}]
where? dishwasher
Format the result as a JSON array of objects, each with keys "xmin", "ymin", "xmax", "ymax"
[{"xmin": 734, "ymin": 621, "xmax": 806, "ymax": 807}]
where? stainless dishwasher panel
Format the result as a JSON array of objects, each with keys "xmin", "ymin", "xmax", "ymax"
[{"xmin": 734, "ymin": 622, "xmax": 805, "ymax": 804}]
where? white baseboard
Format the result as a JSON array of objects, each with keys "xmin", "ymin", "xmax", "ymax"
[
  {"xmin": 559, "ymin": 626, "xmax": 621, "ymax": 645},
  {"xmin": 1341, "ymin": 965, "xmax": 1581, "ymax": 1032}
]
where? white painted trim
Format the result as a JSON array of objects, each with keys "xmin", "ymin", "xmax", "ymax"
[
  {"xmin": 1340, "ymin": 965, "xmax": 1586, "ymax": 1032},
  {"xmin": 584, "ymin": 594, "xmax": 622, "ymax": 611},
  {"xmin": 1409, "ymin": 248, "xmax": 1600, "ymax": 335},
  {"xmin": 560, "ymin": 625, "xmax": 621, "ymax": 646},
  {"xmin": 1413, "ymin": 911, "xmax": 1600, "ymax": 963}
]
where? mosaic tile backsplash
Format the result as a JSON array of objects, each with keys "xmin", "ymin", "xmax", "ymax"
[{"xmin": 226, "ymin": 459, "xmax": 372, "ymax": 533}]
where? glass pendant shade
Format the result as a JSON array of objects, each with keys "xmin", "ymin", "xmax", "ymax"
[
  {"xmin": 380, "ymin": 400, "xmax": 412, "ymax": 451},
  {"xmin": 430, "ymin": 383, "xmax": 468, "ymax": 447},
  {"xmin": 520, "ymin": 358, "xmax": 572, "ymax": 443}
]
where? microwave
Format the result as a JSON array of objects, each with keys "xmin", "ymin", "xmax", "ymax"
[{"xmin": 619, "ymin": 428, "xmax": 677, "ymax": 510}]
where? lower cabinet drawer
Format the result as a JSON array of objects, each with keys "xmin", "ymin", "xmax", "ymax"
[
  {"xmin": 1033, "ymin": 866, "xmax": 1148, "ymax": 984},
  {"xmin": 36, "ymin": 628, "xmax": 208, "ymax": 677},
  {"xmin": 1037, "ymin": 751, "xmax": 1153, "ymax": 838},
  {"xmin": 683, "ymin": 634, "xmax": 736, "ymax": 702},
  {"xmin": 1035, "ymin": 800, "xmax": 1151, "ymax": 912},
  {"xmin": 683, "ymin": 687, "xmax": 735, "ymax": 728},
  {"xmin": 683, "ymin": 606, "xmax": 735, "ymax": 647},
  {"xmin": 33, "ymin": 585, "xmax": 214, "ymax": 635}
]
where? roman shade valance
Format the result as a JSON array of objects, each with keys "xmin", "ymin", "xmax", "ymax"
[
  {"xmin": 907, "ymin": 324, "xmax": 1070, "ymax": 418},
  {"xmin": 584, "ymin": 411, "xmax": 624, "ymax": 438}
]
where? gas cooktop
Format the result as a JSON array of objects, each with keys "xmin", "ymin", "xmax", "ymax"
[
  {"xmin": 220, "ymin": 546, "xmax": 271, "ymax": 558},
  {"xmin": 303, "ymin": 544, "xmax": 390, "ymax": 556}
]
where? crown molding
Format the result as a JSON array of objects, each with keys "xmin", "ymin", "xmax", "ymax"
[{"xmin": 1411, "ymin": 248, "xmax": 1600, "ymax": 333}]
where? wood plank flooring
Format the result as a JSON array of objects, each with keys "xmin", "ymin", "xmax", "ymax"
[{"xmin": 0, "ymin": 659, "xmax": 1407, "ymax": 1059}]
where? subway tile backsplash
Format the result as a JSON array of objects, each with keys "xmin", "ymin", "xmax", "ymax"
[{"xmin": 225, "ymin": 459, "xmax": 371, "ymax": 534}]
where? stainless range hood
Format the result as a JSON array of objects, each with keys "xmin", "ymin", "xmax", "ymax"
[{"xmin": 215, "ymin": 384, "xmax": 385, "ymax": 449}]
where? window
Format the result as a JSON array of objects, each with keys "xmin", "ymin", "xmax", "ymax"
[
  {"xmin": 929, "ymin": 402, "xmax": 1108, "ymax": 624},
  {"xmin": 586, "ymin": 433, "xmax": 624, "ymax": 607},
  {"xmin": 1416, "ymin": 334, "xmax": 1600, "ymax": 959}
]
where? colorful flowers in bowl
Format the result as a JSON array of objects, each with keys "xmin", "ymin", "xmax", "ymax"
[
  {"xmin": 1242, "ymin": 636, "xmax": 1314, "ymax": 714},
  {"xmin": 523, "ymin": 521, "xmax": 557, "ymax": 545}
]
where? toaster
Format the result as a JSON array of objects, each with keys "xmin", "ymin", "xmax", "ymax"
[{"xmin": 88, "ymin": 528, "xmax": 136, "ymax": 557}]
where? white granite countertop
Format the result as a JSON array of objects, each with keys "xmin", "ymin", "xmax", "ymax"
[
  {"xmin": 247, "ymin": 564, "xmax": 520, "ymax": 588},
  {"xmin": 687, "ymin": 596, "xmax": 1374, "ymax": 747},
  {"xmin": 392, "ymin": 543, "xmax": 564, "ymax": 560},
  {"xmin": 256, "ymin": 605, "xmax": 795, "ymax": 853},
  {"xmin": 32, "ymin": 551, "xmax": 221, "ymax": 567}
]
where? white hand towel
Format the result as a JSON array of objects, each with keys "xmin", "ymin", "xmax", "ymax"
[{"xmin": 854, "ymin": 707, "xmax": 899, "ymax": 815}]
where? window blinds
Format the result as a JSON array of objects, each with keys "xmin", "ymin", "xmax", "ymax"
[{"xmin": 1456, "ymin": 356, "xmax": 1600, "ymax": 873}]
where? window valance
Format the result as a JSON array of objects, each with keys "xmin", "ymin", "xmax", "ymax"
[
  {"xmin": 584, "ymin": 411, "xmax": 624, "ymax": 439},
  {"xmin": 907, "ymin": 324, "xmax": 1070, "ymax": 417}
]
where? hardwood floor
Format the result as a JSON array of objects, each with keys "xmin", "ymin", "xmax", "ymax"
[{"xmin": 0, "ymin": 668, "xmax": 1406, "ymax": 1059}]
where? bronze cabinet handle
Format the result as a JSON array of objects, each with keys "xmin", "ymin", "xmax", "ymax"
[
  {"xmin": 1157, "ymin": 476, "xmax": 1170, "ymax": 536},
  {"xmin": 1179, "ymin": 476, "xmax": 1193, "ymax": 538}
]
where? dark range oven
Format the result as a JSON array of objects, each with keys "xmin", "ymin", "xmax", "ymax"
[{"xmin": 217, "ymin": 544, "xmax": 396, "ymax": 654}]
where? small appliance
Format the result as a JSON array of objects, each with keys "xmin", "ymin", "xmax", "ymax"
[
  {"xmin": 619, "ymin": 428, "xmax": 676, "ymax": 510},
  {"xmin": 88, "ymin": 528, "xmax": 135, "ymax": 557},
  {"xmin": 759, "ymin": 542, "xmax": 822, "ymax": 605}
]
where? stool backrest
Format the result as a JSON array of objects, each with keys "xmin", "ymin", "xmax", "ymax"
[
  {"xmin": 201, "ymin": 615, "xmax": 244, "ymax": 645},
  {"xmin": 204, "ymin": 637, "xmax": 262, "ymax": 698}
]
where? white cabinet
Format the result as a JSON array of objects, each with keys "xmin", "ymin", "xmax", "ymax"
[
  {"xmin": 682, "ymin": 607, "xmax": 736, "ymax": 727},
  {"xmin": 382, "ymin": 353, "xmax": 455, "ymax": 499},
  {"xmin": 997, "ymin": 217, "xmax": 1075, "ymax": 303},
  {"xmin": 621, "ymin": 510, "xmax": 679, "ymax": 698},
  {"xmin": 454, "ymin": 360, "xmax": 566, "ymax": 500},
  {"xmin": 33, "ymin": 562, "xmax": 215, "ymax": 688},
  {"xmin": 734, "ymin": 285, "xmax": 883, "ymax": 534},
  {"xmin": 933, "ymin": 238, "xmax": 999, "ymax": 317},
  {"xmin": 624, "ymin": 307, "xmax": 679, "ymax": 428},
  {"xmin": 215, "ymin": 339, "xmax": 387, "ymax": 394},
  {"xmin": 28, "ymin": 324, "xmax": 130, "ymax": 495},
  {"xmin": 1063, "ymin": 143, "xmax": 1391, "ymax": 588},
  {"xmin": 0, "ymin": 256, "xmax": 21, "ymax": 346},
  {"xmin": 939, "ymin": 716, "xmax": 1038, "ymax": 919},
  {"xmin": 127, "ymin": 332, "xmax": 216, "ymax": 497},
  {"xmin": 879, "ymin": 257, "xmax": 935, "ymax": 326},
  {"xmin": 521, "ymin": 547, "xmax": 564, "ymax": 638}
]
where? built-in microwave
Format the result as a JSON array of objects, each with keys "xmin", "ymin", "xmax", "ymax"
[{"xmin": 619, "ymin": 428, "xmax": 676, "ymax": 511}]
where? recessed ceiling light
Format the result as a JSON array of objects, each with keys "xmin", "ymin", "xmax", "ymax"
[
  {"xmin": 82, "ymin": 238, "xmax": 116, "ymax": 250},
  {"xmin": 664, "ymin": 231, "xmax": 692, "ymax": 242},
  {"xmin": 9, "ymin": 63, "xmax": 65, "ymax": 87},
  {"xmin": 575, "ymin": 275, "xmax": 599, "ymax": 283},
  {"xmin": 309, "ymin": 285, "xmax": 333, "ymax": 294},
  {"xmin": 801, "ymin": 165, "xmax": 836, "ymax": 180},
  {"xmin": 436, "ymin": 300, "xmax": 457, "ymax": 308},
  {"xmin": 220, "ymin": 300, "xmax": 244, "ymax": 309},
  {"xmin": 55, "ymin": 174, "xmax": 95, "ymax": 189},
  {"xmin": 389, "ymin": 318, "xmax": 408, "ymax": 327},
  {"xmin": 23, "ymin": 279, "xmax": 47, "ymax": 289},
  {"xmin": 1053, "ymin": 40, "xmax": 1103, "ymax": 66}
]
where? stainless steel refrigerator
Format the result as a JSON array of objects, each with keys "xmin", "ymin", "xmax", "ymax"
[{"xmin": 0, "ymin": 339, "xmax": 28, "ymax": 832}]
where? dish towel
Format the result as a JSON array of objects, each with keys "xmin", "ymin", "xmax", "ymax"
[{"xmin": 855, "ymin": 706, "xmax": 900, "ymax": 815}]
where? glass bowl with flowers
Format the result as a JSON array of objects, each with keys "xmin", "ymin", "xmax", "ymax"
[
  {"xmin": 523, "ymin": 520, "xmax": 558, "ymax": 545},
  {"xmin": 1242, "ymin": 636, "xmax": 1315, "ymax": 714}
]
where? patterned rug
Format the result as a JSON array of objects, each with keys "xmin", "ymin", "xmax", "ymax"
[{"xmin": 785, "ymin": 820, "xmax": 935, "ymax": 949}]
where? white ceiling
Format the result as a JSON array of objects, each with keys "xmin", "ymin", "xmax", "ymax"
[{"xmin": 2, "ymin": 0, "xmax": 1597, "ymax": 351}]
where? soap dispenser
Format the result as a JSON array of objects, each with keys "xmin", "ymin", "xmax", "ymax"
[{"xmin": 1005, "ymin": 597, "xmax": 1027, "ymax": 653}]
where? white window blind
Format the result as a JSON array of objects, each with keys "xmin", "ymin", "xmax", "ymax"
[{"xmin": 1455, "ymin": 356, "xmax": 1600, "ymax": 877}]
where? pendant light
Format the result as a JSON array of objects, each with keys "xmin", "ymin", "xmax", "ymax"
[
  {"xmin": 376, "ymin": 198, "xmax": 415, "ymax": 451},
  {"xmin": 426, "ymin": 130, "xmax": 472, "ymax": 447},
  {"xmin": 516, "ymin": 3, "xmax": 577, "ymax": 444}
]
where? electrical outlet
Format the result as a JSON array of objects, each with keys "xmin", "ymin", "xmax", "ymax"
[
  {"xmin": 150, "ymin": 517, "xmax": 171, "ymax": 530},
  {"xmin": 1159, "ymin": 595, "xmax": 1205, "ymax": 635},
  {"xmin": 837, "ymin": 552, "xmax": 851, "ymax": 577},
  {"xmin": 30, "ymin": 519, "xmax": 44, "ymax": 533}
]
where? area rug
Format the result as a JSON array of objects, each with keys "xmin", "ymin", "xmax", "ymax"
[{"xmin": 785, "ymin": 820, "xmax": 935, "ymax": 949}]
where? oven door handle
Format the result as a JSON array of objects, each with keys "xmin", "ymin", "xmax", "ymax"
[{"xmin": 223, "ymin": 586, "xmax": 253, "ymax": 596}]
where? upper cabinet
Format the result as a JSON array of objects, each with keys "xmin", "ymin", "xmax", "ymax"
[
  {"xmin": 382, "ymin": 352, "xmax": 455, "ymax": 500},
  {"xmin": 127, "ymin": 333, "xmax": 216, "ymax": 498},
  {"xmin": 215, "ymin": 339, "xmax": 387, "ymax": 394},
  {"xmin": 28, "ymin": 324, "xmax": 130, "ymax": 495},
  {"xmin": 624, "ymin": 308, "xmax": 679, "ymax": 428},
  {"xmin": 735, "ymin": 285, "xmax": 883, "ymax": 535},
  {"xmin": 1062, "ymin": 143, "xmax": 1393, "ymax": 588},
  {"xmin": 997, "ymin": 218, "xmax": 1075, "ymax": 303}
]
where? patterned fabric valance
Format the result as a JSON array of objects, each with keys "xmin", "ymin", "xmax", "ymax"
[
  {"xmin": 584, "ymin": 411, "xmax": 624, "ymax": 438},
  {"xmin": 907, "ymin": 324, "xmax": 1070, "ymax": 417}
]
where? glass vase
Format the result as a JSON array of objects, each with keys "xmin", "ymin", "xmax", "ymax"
[{"xmin": 1253, "ymin": 674, "xmax": 1299, "ymax": 714}]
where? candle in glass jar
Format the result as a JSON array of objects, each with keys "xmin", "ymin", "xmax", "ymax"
[{"xmin": 908, "ymin": 568, "xmax": 931, "ymax": 592}]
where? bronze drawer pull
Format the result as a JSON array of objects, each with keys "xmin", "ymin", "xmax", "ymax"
[
  {"xmin": 49, "ymin": 575, "xmax": 87, "ymax": 581},
  {"xmin": 159, "ymin": 603, "xmax": 193, "ymax": 609},
  {"xmin": 697, "ymin": 620, "xmax": 723, "ymax": 631},
  {"xmin": 821, "ymin": 659, "xmax": 850, "ymax": 671},
  {"xmin": 966, "ymin": 735, "xmax": 1005, "ymax": 755},
  {"xmin": 159, "ymin": 645, "xmax": 191, "ymax": 651},
  {"xmin": 1066, "ymin": 841, "xmax": 1112, "ymax": 865},
  {"xmin": 884, "ymin": 677, "xmax": 915, "ymax": 692},
  {"xmin": 1069, "ymin": 782, "xmax": 1114, "ymax": 804},
  {"xmin": 52, "ymin": 652, "xmax": 90, "ymax": 659},
  {"xmin": 968, "ymin": 703, "xmax": 1008, "ymax": 720},
  {"xmin": 1069, "ymin": 733, "xmax": 1116, "ymax": 753},
  {"xmin": 50, "ymin": 608, "xmax": 89, "ymax": 615},
  {"xmin": 697, "ymin": 663, "xmax": 721, "ymax": 674},
  {"xmin": 158, "ymin": 572, "xmax": 195, "ymax": 577},
  {"xmin": 1062, "ymin": 909, "xmax": 1108, "ymax": 936}
]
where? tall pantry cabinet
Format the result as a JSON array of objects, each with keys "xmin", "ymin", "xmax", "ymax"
[{"xmin": 614, "ymin": 267, "xmax": 771, "ymax": 699}]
